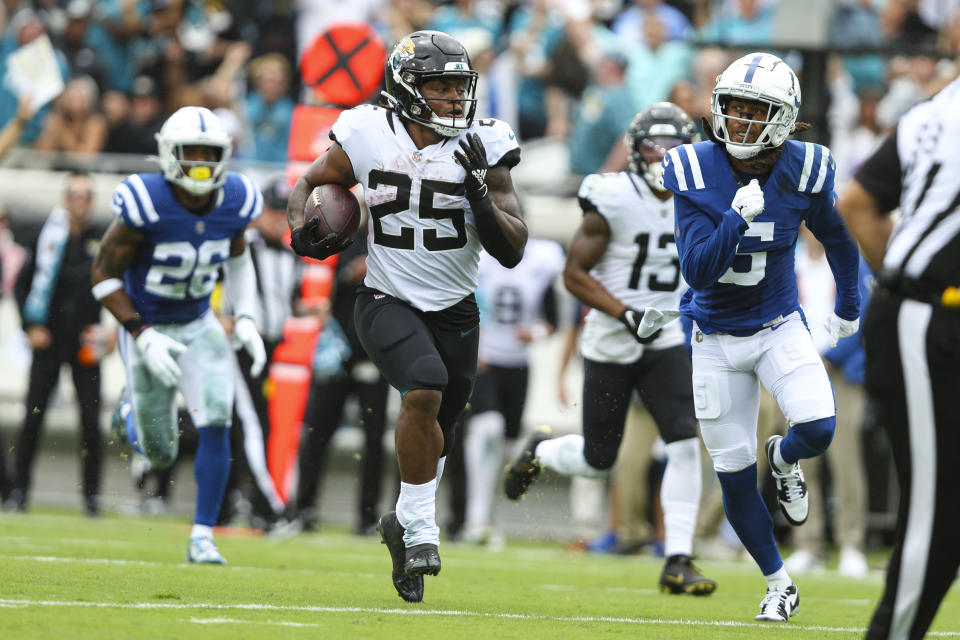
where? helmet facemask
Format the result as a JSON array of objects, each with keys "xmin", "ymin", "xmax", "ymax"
[
  {"xmin": 625, "ymin": 102, "xmax": 698, "ymax": 192},
  {"xmin": 154, "ymin": 106, "xmax": 232, "ymax": 197},
  {"xmin": 710, "ymin": 53, "xmax": 800, "ymax": 160},
  {"xmin": 631, "ymin": 135, "xmax": 686, "ymax": 192}
]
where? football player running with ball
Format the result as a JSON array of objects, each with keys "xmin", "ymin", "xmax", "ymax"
[
  {"xmin": 504, "ymin": 103, "xmax": 716, "ymax": 596},
  {"xmin": 286, "ymin": 31, "xmax": 526, "ymax": 602},
  {"xmin": 91, "ymin": 106, "xmax": 267, "ymax": 564},
  {"xmin": 663, "ymin": 53, "xmax": 861, "ymax": 622}
]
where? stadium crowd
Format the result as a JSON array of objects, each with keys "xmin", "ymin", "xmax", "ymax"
[{"xmin": 0, "ymin": 0, "xmax": 959, "ymax": 593}]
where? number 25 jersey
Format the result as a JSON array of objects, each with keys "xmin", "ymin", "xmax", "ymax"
[{"xmin": 331, "ymin": 105, "xmax": 520, "ymax": 312}]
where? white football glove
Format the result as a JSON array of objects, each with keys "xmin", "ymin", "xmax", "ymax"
[
  {"xmin": 824, "ymin": 313, "xmax": 860, "ymax": 348},
  {"xmin": 135, "ymin": 327, "xmax": 187, "ymax": 387},
  {"xmin": 234, "ymin": 316, "xmax": 267, "ymax": 378},
  {"xmin": 638, "ymin": 308, "xmax": 682, "ymax": 339},
  {"xmin": 731, "ymin": 178, "xmax": 764, "ymax": 223}
]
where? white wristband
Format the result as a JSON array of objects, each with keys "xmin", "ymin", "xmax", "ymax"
[{"xmin": 92, "ymin": 278, "xmax": 123, "ymax": 300}]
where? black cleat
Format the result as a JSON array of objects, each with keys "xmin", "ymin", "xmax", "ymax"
[
  {"xmin": 377, "ymin": 512, "xmax": 424, "ymax": 602},
  {"xmin": 404, "ymin": 543, "xmax": 441, "ymax": 577},
  {"xmin": 658, "ymin": 555, "xmax": 717, "ymax": 596},
  {"xmin": 504, "ymin": 426, "xmax": 553, "ymax": 500}
]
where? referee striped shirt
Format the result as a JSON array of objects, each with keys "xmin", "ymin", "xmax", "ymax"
[{"xmin": 856, "ymin": 77, "xmax": 960, "ymax": 288}]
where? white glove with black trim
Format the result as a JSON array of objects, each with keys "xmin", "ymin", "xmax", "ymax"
[
  {"xmin": 135, "ymin": 327, "xmax": 187, "ymax": 387},
  {"xmin": 638, "ymin": 308, "xmax": 682, "ymax": 339},
  {"xmin": 234, "ymin": 316, "xmax": 267, "ymax": 378},
  {"xmin": 731, "ymin": 179, "xmax": 764, "ymax": 223},
  {"xmin": 824, "ymin": 313, "xmax": 860, "ymax": 348}
]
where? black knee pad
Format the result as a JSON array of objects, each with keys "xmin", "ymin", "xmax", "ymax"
[{"xmin": 409, "ymin": 354, "xmax": 448, "ymax": 390}]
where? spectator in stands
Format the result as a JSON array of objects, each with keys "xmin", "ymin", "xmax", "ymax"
[
  {"xmin": 57, "ymin": 0, "xmax": 110, "ymax": 93},
  {"xmin": 624, "ymin": 14, "xmax": 694, "ymax": 110},
  {"xmin": 0, "ymin": 8, "xmax": 70, "ymax": 145},
  {"xmin": 5, "ymin": 171, "xmax": 109, "ymax": 516},
  {"xmin": 567, "ymin": 51, "xmax": 636, "ymax": 178},
  {"xmin": 611, "ymin": 0, "xmax": 693, "ymax": 47},
  {"xmin": 699, "ymin": 0, "xmax": 776, "ymax": 46},
  {"xmin": 505, "ymin": 0, "xmax": 567, "ymax": 140},
  {"xmin": 33, "ymin": 75, "xmax": 108, "ymax": 155},
  {"xmin": 244, "ymin": 52, "xmax": 294, "ymax": 164},
  {"xmin": 103, "ymin": 75, "xmax": 165, "ymax": 155}
]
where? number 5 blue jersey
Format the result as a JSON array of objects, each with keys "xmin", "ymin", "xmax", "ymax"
[
  {"xmin": 663, "ymin": 140, "xmax": 860, "ymax": 335},
  {"xmin": 111, "ymin": 172, "xmax": 263, "ymax": 324}
]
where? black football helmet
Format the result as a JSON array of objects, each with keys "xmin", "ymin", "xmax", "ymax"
[
  {"xmin": 625, "ymin": 102, "xmax": 699, "ymax": 192},
  {"xmin": 382, "ymin": 31, "xmax": 478, "ymax": 137}
]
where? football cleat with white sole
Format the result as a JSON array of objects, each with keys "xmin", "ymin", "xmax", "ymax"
[
  {"xmin": 377, "ymin": 511, "xmax": 424, "ymax": 602},
  {"xmin": 504, "ymin": 426, "xmax": 553, "ymax": 500},
  {"xmin": 783, "ymin": 549, "xmax": 825, "ymax": 574},
  {"xmin": 755, "ymin": 583, "xmax": 799, "ymax": 622},
  {"xmin": 187, "ymin": 536, "xmax": 226, "ymax": 564},
  {"xmin": 658, "ymin": 555, "xmax": 717, "ymax": 595},
  {"xmin": 765, "ymin": 435, "xmax": 808, "ymax": 525}
]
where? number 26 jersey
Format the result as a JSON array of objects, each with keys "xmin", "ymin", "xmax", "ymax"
[{"xmin": 331, "ymin": 105, "xmax": 520, "ymax": 312}]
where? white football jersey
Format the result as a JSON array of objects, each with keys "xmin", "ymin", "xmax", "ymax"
[
  {"xmin": 332, "ymin": 105, "xmax": 520, "ymax": 311},
  {"xmin": 478, "ymin": 238, "xmax": 565, "ymax": 367},
  {"xmin": 577, "ymin": 171, "xmax": 687, "ymax": 363}
]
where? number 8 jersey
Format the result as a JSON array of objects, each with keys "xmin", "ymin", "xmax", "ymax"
[
  {"xmin": 578, "ymin": 171, "xmax": 688, "ymax": 364},
  {"xmin": 331, "ymin": 105, "xmax": 520, "ymax": 312},
  {"xmin": 111, "ymin": 172, "xmax": 263, "ymax": 324}
]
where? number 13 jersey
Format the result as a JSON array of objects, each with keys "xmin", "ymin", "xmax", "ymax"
[
  {"xmin": 577, "ymin": 171, "xmax": 688, "ymax": 363},
  {"xmin": 331, "ymin": 105, "xmax": 520, "ymax": 312}
]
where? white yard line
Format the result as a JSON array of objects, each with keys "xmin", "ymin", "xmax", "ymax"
[{"xmin": 2, "ymin": 598, "xmax": 959, "ymax": 636}]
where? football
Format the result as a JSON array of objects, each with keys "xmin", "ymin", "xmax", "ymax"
[{"xmin": 304, "ymin": 184, "xmax": 361, "ymax": 241}]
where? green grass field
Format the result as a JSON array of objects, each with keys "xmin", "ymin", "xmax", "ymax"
[{"xmin": 1, "ymin": 509, "xmax": 958, "ymax": 640}]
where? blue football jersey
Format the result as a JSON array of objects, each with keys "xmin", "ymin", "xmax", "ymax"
[
  {"xmin": 111, "ymin": 172, "xmax": 263, "ymax": 324},
  {"xmin": 663, "ymin": 140, "xmax": 859, "ymax": 334}
]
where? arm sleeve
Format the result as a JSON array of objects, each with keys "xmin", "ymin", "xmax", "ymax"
[
  {"xmin": 806, "ymin": 192, "xmax": 861, "ymax": 320},
  {"xmin": 224, "ymin": 246, "xmax": 259, "ymax": 322},
  {"xmin": 854, "ymin": 127, "xmax": 901, "ymax": 211},
  {"xmin": 674, "ymin": 195, "xmax": 749, "ymax": 290}
]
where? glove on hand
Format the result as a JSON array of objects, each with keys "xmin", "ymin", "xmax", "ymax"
[
  {"xmin": 618, "ymin": 307, "xmax": 660, "ymax": 344},
  {"xmin": 732, "ymin": 178, "xmax": 764, "ymax": 223},
  {"xmin": 638, "ymin": 308, "xmax": 682, "ymax": 339},
  {"xmin": 234, "ymin": 316, "xmax": 267, "ymax": 377},
  {"xmin": 454, "ymin": 132, "xmax": 490, "ymax": 200},
  {"xmin": 824, "ymin": 313, "xmax": 860, "ymax": 348},
  {"xmin": 135, "ymin": 327, "xmax": 187, "ymax": 387},
  {"xmin": 290, "ymin": 217, "xmax": 353, "ymax": 260}
]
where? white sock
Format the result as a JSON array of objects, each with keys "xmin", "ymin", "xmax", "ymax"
[
  {"xmin": 190, "ymin": 524, "xmax": 213, "ymax": 540},
  {"xmin": 435, "ymin": 456, "xmax": 446, "ymax": 490},
  {"xmin": 661, "ymin": 438, "xmax": 701, "ymax": 558},
  {"xmin": 396, "ymin": 478, "xmax": 439, "ymax": 547},
  {"xmin": 764, "ymin": 567, "xmax": 793, "ymax": 590},
  {"xmin": 773, "ymin": 439, "xmax": 791, "ymax": 472},
  {"xmin": 536, "ymin": 434, "xmax": 606, "ymax": 478},
  {"xmin": 464, "ymin": 411, "xmax": 505, "ymax": 529}
]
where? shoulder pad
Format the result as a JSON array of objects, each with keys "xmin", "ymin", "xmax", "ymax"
[
  {"xmin": 111, "ymin": 174, "xmax": 161, "ymax": 228},
  {"xmin": 791, "ymin": 140, "xmax": 836, "ymax": 195},
  {"xmin": 662, "ymin": 142, "xmax": 712, "ymax": 193},
  {"xmin": 223, "ymin": 172, "xmax": 263, "ymax": 222},
  {"xmin": 471, "ymin": 118, "xmax": 520, "ymax": 169}
]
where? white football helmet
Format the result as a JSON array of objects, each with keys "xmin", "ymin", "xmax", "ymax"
[
  {"xmin": 710, "ymin": 53, "xmax": 801, "ymax": 159},
  {"xmin": 154, "ymin": 106, "xmax": 232, "ymax": 196}
]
